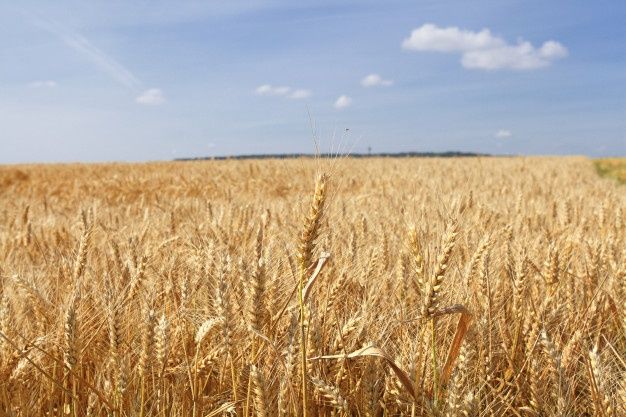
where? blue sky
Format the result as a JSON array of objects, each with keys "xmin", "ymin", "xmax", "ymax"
[{"xmin": 1, "ymin": 0, "xmax": 624, "ymax": 163}]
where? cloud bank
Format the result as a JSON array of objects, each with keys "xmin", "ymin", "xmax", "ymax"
[{"xmin": 402, "ymin": 24, "xmax": 567, "ymax": 70}]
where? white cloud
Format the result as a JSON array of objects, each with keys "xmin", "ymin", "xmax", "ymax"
[
  {"xmin": 462, "ymin": 41, "xmax": 568, "ymax": 70},
  {"xmin": 402, "ymin": 24, "xmax": 503, "ymax": 52},
  {"xmin": 270, "ymin": 86, "xmax": 290, "ymax": 95},
  {"xmin": 255, "ymin": 84, "xmax": 291, "ymax": 96},
  {"xmin": 495, "ymin": 129, "xmax": 512, "ymax": 139},
  {"xmin": 28, "ymin": 80, "xmax": 57, "ymax": 88},
  {"xmin": 255, "ymin": 84, "xmax": 272, "ymax": 95},
  {"xmin": 540, "ymin": 41, "xmax": 569, "ymax": 59},
  {"xmin": 334, "ymin": 95, "xmax": 352, "ymax": 110},
  {"xmin": 136, "ymin": 88, "xmax": 165, "ymax": 105},
  {"xmin": 361, "ymin": 74, "xmax": 393, "ymax": 87},
  {"xmin": 255, "ymin": 84, "xmax": 311, "ymax": 99},
  {"xmin": 402, "ymin": 23, "xmax": 567, "ymax": 71},
  {"xmin": 289, "ymin": 89, "xmax": 311, "ymax": 99}
]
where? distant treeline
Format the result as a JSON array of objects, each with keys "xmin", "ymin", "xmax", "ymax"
[{"xmin": 175, "ymin": 151, "xmax": 490, "ymax": 161}]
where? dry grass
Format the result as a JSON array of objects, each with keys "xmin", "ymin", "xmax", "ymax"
[{"xmin": 0, "ymin": 156, "xmax": 624, "ymax": 416}]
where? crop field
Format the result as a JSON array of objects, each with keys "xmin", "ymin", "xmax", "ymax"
[{"xmin": 0, "ymin": 157, "xmax": 624, "ymax": 416}]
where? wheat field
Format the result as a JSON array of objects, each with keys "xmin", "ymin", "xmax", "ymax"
[{"xmin": 0, "ymin": 157, "xmax": 624, "ymax": 416}]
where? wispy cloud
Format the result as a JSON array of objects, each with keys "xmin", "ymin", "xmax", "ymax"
[
  {"xmin": 289, "ymin": 89, "xmax": 311, "ymax": 99},
  {"xmin": 28, "ymin": 80, "xmax": 57, "ymax": 88},
  {"xmin": 255, "ymin": 84, "xmax": 290, "ymax": 96},
  {"xmin": 255, "ymin": 84, "xmax": 311, "ymax": 99},
  {"xmin": 361, "ymin": 74, "xmax": 393, "ymax": 87},
  {"xmin": 495, "ymin": 129, "xmax": 512, "ymax": 139},
  {"xmin": 334, "ymin": 95, "xmax": 352, "ymax": 110},
  {"xmin": 402, "ymin": 24, "xmax": 567, "ymax": 70},
  {"xmin": 32, "ymin": 16, "xmax": 140, "ymax": 88},
  {"xmin": 136, "ymin": 88, "xmax": 165, "ymax": 105}
]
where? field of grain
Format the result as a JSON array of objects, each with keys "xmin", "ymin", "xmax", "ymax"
[{"xmin": 0, "ymin": 157, "xmax": 624, "ymax": 416}]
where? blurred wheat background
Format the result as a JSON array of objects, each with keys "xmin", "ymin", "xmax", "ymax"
[{"xmin": 0, "ymin": 157, "xmax": 624, "ymax": 416}]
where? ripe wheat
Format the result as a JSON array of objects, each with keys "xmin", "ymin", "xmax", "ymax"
[{"xmin": 0, "ymin": 157, "xmax": 624, "ymax": 416}]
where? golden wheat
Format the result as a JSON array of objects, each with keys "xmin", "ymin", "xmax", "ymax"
[{"xmin": 0, "ymin": 156, "xmax": 624, "ymax": 416}]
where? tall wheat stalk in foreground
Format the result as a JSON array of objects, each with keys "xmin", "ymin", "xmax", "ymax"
[{"xmin": 296, "ymin": 173, "xmax": 328, "ymax": 417}]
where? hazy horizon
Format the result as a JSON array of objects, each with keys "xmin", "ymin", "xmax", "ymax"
[{"xmin": 1, "ymin": 1, "xmax": 625, "ymax": 163}]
